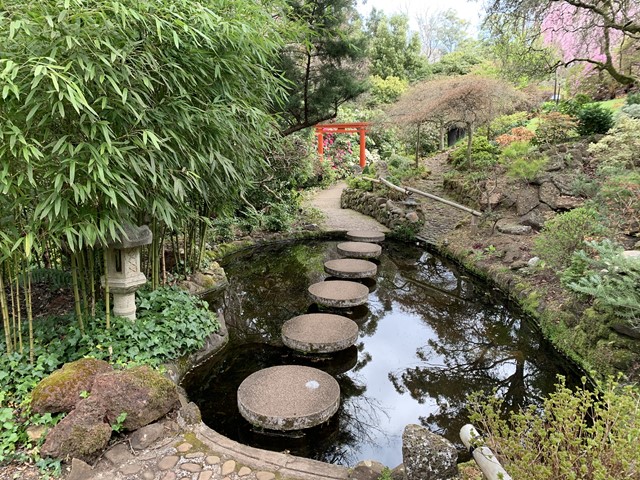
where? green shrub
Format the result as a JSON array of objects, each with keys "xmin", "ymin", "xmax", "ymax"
[
  {"xmin": 450, "ymin": 136, "xmax": 500, "ymax": 172},
  {"xmin": 489, "ymin": 111, "xmax": 529, "ymax": 137},
  {"xmin": 597, "ymin": 172, "xmax": 640, "ymax": 232},
  {"xmin": 588, "ymin": 115, "xmax": 640, "ymax": 170},
  {"xmin": 499, "ymin": 141, "xmax": 548, "ymax": 182},
  {"xmin": 368, "ymin": 75, "xmax": 408, "ymax": 106},
  {"xmin": 468, "ymin": 376, "xmax": 640, "ymax": 480},
  {"xmin": 562, "ymin": 240, "xmax": 640, "ymax": 327},
  {"xmin": 626, "ymin": 92, "xmax": 640, "ymax": 105},
  {"xmin": 577, "ymin": 104, "xmax": 614, "ymax": 135},
  {"xmin": 346, "ymin": 176, "xmax": 374, "ymax": 191},
  {"xmin": 533, "ymin": 207, "xmax": 604, "ymax": 270},
  {"xmin": 620, "ymin": 103, "xmax": 640, "ymax": 119},
  {"xmin": 533, "ymin": 112, "xmax": 578, "ymax": 145}
]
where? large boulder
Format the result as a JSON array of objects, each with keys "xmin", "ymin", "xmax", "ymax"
[
  {"xmin": 91, "ymin": 366, "xmax": 179, "ymax": 431},
  {"xmin": 40, "ymin": 396, "xmax": 112, "ymax": 462},
  {"xmin": 31, "ymin": 358, "xmax": 113, "ymax": 414},
  {"xmin": 539, "ymin": 181, "xmax": 561, "ymax": 209},
  {"xmin": 402, "ymin": 424, "xmax": 458, "ymax": 480},
  {"xmin": 515, "ymin": 186, "xmax": 539, "ymax": 216}
]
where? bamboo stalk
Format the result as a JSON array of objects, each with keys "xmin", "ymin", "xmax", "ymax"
[
  {"xmin": 78, "ymin": 249, "xmax": 89, "ymax": 320},
  {"xmin": 9, "ymin": 261, "xmax": 17, "ymax": 352},
  {"xmin": 70, "ymin": 253, "xmax": 85, "ymax": 333},
  {"xmin": 88, "ymin": 247, "xmax": 96, "ymax": 318},
  {"xmin": 23, "ymin": 265, "xmax": 34, "ymax": 364},
  {"xmin": 103, "ymin": 249, "xmax": 110, "ymax": 330},
  {"xmin": 13, "ymin": 259, "xmax": 22, "ymax": 354},
  {"xmin": 196, "ymin": 219, "xmax": 207, "ymax": 274},
  {"xmin": 0, "ymin": 267, "xmax": 13, "ymax": 355}
]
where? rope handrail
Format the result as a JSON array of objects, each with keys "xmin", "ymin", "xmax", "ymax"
[{"xmin": 361, "ymin": 176, "xmax": 482, "ymax": 217}]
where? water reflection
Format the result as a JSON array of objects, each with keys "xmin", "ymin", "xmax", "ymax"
[{"xmin": 183, "ymin": 241, "xmax": 576, "ymax": 467}]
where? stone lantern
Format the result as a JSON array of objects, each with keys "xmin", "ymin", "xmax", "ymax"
[{"xmin": 102, "ymin": 224, "xmax": 153, "ymax": 320}]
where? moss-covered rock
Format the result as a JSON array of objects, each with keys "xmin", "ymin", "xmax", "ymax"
[
  {"xmin": 31, "ymin": 358, "xmax": 112, "ymax": 414},
  {"xmin": 91, "ymin": 366, "xmax": 179, "ymax": 431},
  {"xmin": 40, "ymin": 396, "xmax": 112, "ymax": 461}
]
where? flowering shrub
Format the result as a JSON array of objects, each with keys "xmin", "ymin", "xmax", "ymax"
[
  {"xmin": 495, "ymin": 127, "xmax": 536, "ymax": 146},
  {"xmin": 321, "ymin": 131, "xmax": 360, "ymax": 178}
]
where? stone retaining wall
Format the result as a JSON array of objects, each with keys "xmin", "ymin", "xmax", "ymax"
[{"xmin": 341, "ymin": 188, "xmax": 424, "ymax": 232}]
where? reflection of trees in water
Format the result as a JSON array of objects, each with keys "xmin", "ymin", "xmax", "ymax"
[
  {"xmin": 382, "ymin": 244, "xmax": 562, "ymax": 445},
  {"xmin": 221, "ymin": 243, "xmax": 330, "ymax": 342},
  {"xmin": 321, "ymin": 374, "xmax": 391, "ymax": 465}
]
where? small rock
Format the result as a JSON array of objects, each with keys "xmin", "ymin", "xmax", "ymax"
[
  {"xmin": 405, "ymin": 211, "xmax": 420, "ymax": 223},
  {"xmin": 186, "ymin": 452, "xmax": 205, "ymax": 459},
  {"xmin": 497, "ymin": 224, "xmax": 532, "ymax": 235},
  {"xmin": 26, "ymin": 425, "xmax": 46, "ymax": 442},
  {"xmin": 120, "ymin": 464, "xmax": 142, "ymax": 475},
  {"xmin": 130, "ymin": 423, "xmax": 165, "ymax": 450},
  {"xmin": 161, "ymin": 473, "xmax": 177, "ymax": 480},
  {"xmin": 179, "ymin": 402, "xmax": 202, "ymax": 426},
  {"xmin": 199, "ymin": 472, "xmax": 214, "ymax": 480},
  {"xmin": 555, "ymin": 195, "xmax": 584, "ymax": 210},
  {"xmin": 391, "ymin": 464, "xmax": 405, "ymax": 480},
  {"xmin": 527, "ymin": 256, "xmax": 541, "ymax": 267},
  {"xmin": 177, "ymin": 442, "xmax": 192, "ymax": 453},
  {"xmin": 351, "ymin": 460, "xmax": 385, "ymax": 480},
  {"xmin": 238, "ymin": 466, "xmax": 252, "ymax": 476},
  {"xmin": 67, "ymin": 458, "xmax": 93, "ymax": 480},
  {"xmin": 256, "ymin": 472, "xmax": 276, "ymax": 480},
  {"xmin": 402, "ymin": 424, "xmax": 458, "ymax": 480},
  {"xmin": 104, "ymin": 443, "xmax": 133, "ymax": 465},
  {"xmin": 205, "ymin": 455, "xmax": 220, "ymax": 465},
  {"xmin": 158, "ymin": 455, "xmax": 179, "ymax": 470},
  {"xmin": 510, "ymin": 260, "xmax": 529, "ymax": 270},
  {"xmin": 181, "ymin": 463, "xmax": 202, "ymax": 473},
  {"xmin": 222, "ymin": 459, "xmax": 236, "ymax": 475},
  {"xmin": 142, "ymin": 471, "xmax": 155, "ymax": 480}
]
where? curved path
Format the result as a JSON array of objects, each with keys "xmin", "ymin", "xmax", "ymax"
[{"xmin": 307, "ymin": 182, "xmax": 389, "ymax": 233}]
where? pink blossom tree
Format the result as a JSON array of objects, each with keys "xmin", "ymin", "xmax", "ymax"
[{"xmin": 485, "ymin": 0, "xmax": 640, "ymax": 85}]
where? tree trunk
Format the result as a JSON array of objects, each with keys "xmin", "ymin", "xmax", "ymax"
[{"xmin": 465, "ymin": 123, "xmax": 474, "ymax": 166}]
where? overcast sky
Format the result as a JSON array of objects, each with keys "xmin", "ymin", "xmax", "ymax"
[{"xmin": 356, "ymin": 0, "xmax": 485, "ymax": 37}]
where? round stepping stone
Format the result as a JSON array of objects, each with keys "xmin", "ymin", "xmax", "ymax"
[
  {"xmin": 237, "ymin": 365, "xmax": 340, "ymax": 431},
  {"xmin": 337, "ymin": 241, "xmax": 382, "ymax": 259},
  {"xmin": 308, "ymin": 280, "xmax": 369, "ymax": 308},
  {"xmin": 346, "ymin": 229, "xmax": 386, "ymax": 243},
  {"xmin": 282, "ymin": 314, "xmax": 358, "ymax": 353},
  {"xmin": 324, "ymin": 258, "xmax": 377, "ymax": 279}
]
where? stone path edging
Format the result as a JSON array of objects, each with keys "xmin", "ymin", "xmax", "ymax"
[{"xmin": 195, "ymin": 424, "xmax": 350, "ymax": 480}]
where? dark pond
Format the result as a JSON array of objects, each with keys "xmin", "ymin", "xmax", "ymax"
[{"xmin": 182, "ymin": 240, "xmax": 578, "ymax": 468}]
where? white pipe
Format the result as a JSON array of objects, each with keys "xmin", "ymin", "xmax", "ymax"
[{"xmin": 460, "ymin": 424, "xmax": 513, "ymax": 480}]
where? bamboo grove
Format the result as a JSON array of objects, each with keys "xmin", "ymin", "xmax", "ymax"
[{"xmin": 0, "ymin": 0, "xmax": 290, "ymax": 360}]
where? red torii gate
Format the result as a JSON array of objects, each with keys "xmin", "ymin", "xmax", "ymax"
[{"xmin": 314, "ymin": 122, "xmax": 370, "ymax": 168}]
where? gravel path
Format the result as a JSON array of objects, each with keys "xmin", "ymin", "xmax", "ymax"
[{"xmin": 413, "ymin": 154, "xmax": 470, "ymax": 245}]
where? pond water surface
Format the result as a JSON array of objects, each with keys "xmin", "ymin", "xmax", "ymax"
[{"xmin": 182, "ymin": 240, "xmax": 577, "ymax": 467}]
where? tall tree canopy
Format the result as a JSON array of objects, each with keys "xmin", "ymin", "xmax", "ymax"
[
  {"xmin": 484, "ymin": 0, "xmax": 640, "ymax": 85},
  {"xmin": 367, "ymin": 11, "xmax": 429, "ymax": 81},
  {"xmin": 417, "ymin": 9, "xmax": 472, "ymax": 62},
  {"xmin": 278, "ymin": 0, "xmax": 367, "ymax": 135}
]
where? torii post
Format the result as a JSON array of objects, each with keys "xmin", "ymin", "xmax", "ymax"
[{"xmin": 314, "ymin": 122, "xmax": 370, "ymax": 168}]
